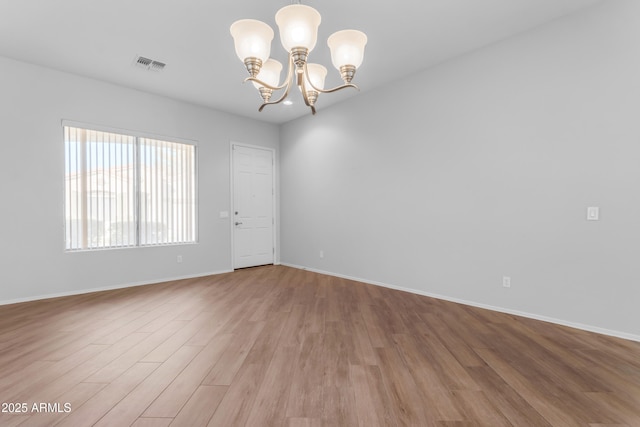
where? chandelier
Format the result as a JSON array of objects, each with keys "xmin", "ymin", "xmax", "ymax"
[{"xmin": 230, "ymin": 3, "xmax": 367, "ymax": 115}]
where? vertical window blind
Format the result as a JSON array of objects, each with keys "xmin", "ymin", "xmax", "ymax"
[{"xmin": 64, "ymin": 125, "xmax": 197, "ymax": 251}]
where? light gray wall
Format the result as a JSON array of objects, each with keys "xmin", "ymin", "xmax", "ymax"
[
  {"xmin": 280, "ymin": 0, "xmax": 640, "ymax": 339},
  {"xmin": 0, "ymin": 56, "xmax": 279, "ymax": 303}
]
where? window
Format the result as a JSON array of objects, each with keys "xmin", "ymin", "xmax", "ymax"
[{"xmin": 64, "ymin": 124, "xmax": 197, "ymax": 251}]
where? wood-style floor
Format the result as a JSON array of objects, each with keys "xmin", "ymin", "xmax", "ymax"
[{"xmin": 0, "ymin": 266, "xmax": 639, "ymax": 426}]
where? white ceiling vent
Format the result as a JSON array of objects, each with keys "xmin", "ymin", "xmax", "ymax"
[{"xmin": 133, "ymin": 55, "xmax": 166, "ymax": 72}]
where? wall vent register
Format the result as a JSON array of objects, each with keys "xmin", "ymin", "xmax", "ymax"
[{"xmin": 134, "ymin": 55, "xmax": 167, "ymax": 72}]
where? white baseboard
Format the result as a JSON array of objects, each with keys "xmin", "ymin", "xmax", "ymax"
[
  {"xmin": 0, "ymin": 269, "xmax": 234, "ymax": 306},
  {"xmin": 281, "ymin": 263, "xmax": 640, "ymax": 343}
]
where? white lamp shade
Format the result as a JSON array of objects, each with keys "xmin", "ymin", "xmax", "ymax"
[
  {"xmin": 275, "ymin": 5, "xmax": 321, "ymax": 52},
  {"xmin": 305, "ymin": 63, "xmax": 327, "ymax": 90},
  {"xmin": 230, "ymin": 19, "xmax": 274, "ymax": 62},
  {"xmin": 252, "ymin": 58, "xmax": 283, "ymax": 89},
  {"xmin": 327, "ymin": 29, "xmax": 367, "ymax": 69}
]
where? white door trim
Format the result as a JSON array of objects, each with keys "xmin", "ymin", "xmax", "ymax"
[{"xmin": 229, "ymin": 141, "xmax": 277, "ymax": 269}]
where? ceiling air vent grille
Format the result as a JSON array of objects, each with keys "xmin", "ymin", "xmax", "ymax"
[{"xmin": 133, "ymin": 55, "xmax": 166, "ymax": 72}]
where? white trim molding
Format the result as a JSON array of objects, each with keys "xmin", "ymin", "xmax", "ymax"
[
  {"xmin": 281, "ymin": 263, "xmax": 640, "ymax": 343},
  {"xmin": 0, "ymin": 269, "xmax": 233, "ymax": 307}
]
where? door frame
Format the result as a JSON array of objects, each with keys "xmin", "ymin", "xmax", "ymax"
[{"xmin": 229, "ymin": 141, "xmax": 278, "ymax": 270}]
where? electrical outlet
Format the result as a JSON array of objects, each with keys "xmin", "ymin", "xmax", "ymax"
[
  {"xmin": 587, "ymin": 207, "xmax": 599, "ymax": 221},
  {"xmin": 177, "ymin": 255, "xmax": 183, "ymax": 263},
  {"xmin": 502, "ymin": 276, "xmax": 511, "ymax": 288},
  {"xmin": 319, "ymin": 250, "xmax": 324, "ymax": 259}
]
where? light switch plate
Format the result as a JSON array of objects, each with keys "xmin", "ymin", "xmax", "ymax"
[
  {"xmin": 219, "ymin": 211, "xmax": 229, "ymax": 218},
  {"xmin": 587, "ymin": 207, "xmax": 599, "ymax": 221}
]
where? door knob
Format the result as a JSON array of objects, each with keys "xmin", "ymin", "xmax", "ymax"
[{"xmin": 235, "ymin": 222, "xmax": 243, "ymax": 226}]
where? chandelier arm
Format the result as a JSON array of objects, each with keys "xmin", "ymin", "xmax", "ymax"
[
  {"xmin": 300, "ymin": 73, "xmax": 311, "ymax": 107},
  {"xmin": 315, "ymin": 83, "xmax": 359, "ymax": 94},
  {"xmin": 299, "ymin": 72, "xmax": 317, "ymax": 115},
  {"xmin": 258, "ymin": 80, "xmax": 292, "ymax": 111},
  {"xmin": 257, "ymin": 55, "xmax": 296, "ymax": 112},
  {"xmin": 301, "ymin": 63, "xmax": 360, "ymax": 94},
  {"xmin": 243, "ymin": 51, "xmax": 296, "ymax": 90},
  {"xmin": 243, "ymin": 76, "xmax": 288, "ymax": 91}
]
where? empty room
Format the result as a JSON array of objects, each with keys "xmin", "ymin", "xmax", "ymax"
[{"xmin": 1, "ymin": 0, "xmax": 639, "ymax": 426}]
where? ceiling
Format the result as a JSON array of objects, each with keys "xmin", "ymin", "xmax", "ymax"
[{"xmin": 0, "ymin": 0, "xmax": 601, "ymax": 124}]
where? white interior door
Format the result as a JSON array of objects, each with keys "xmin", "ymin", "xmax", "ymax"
[{"xmin": 232, "ymin": 144, "xmax": 274, "ymax": 269}]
